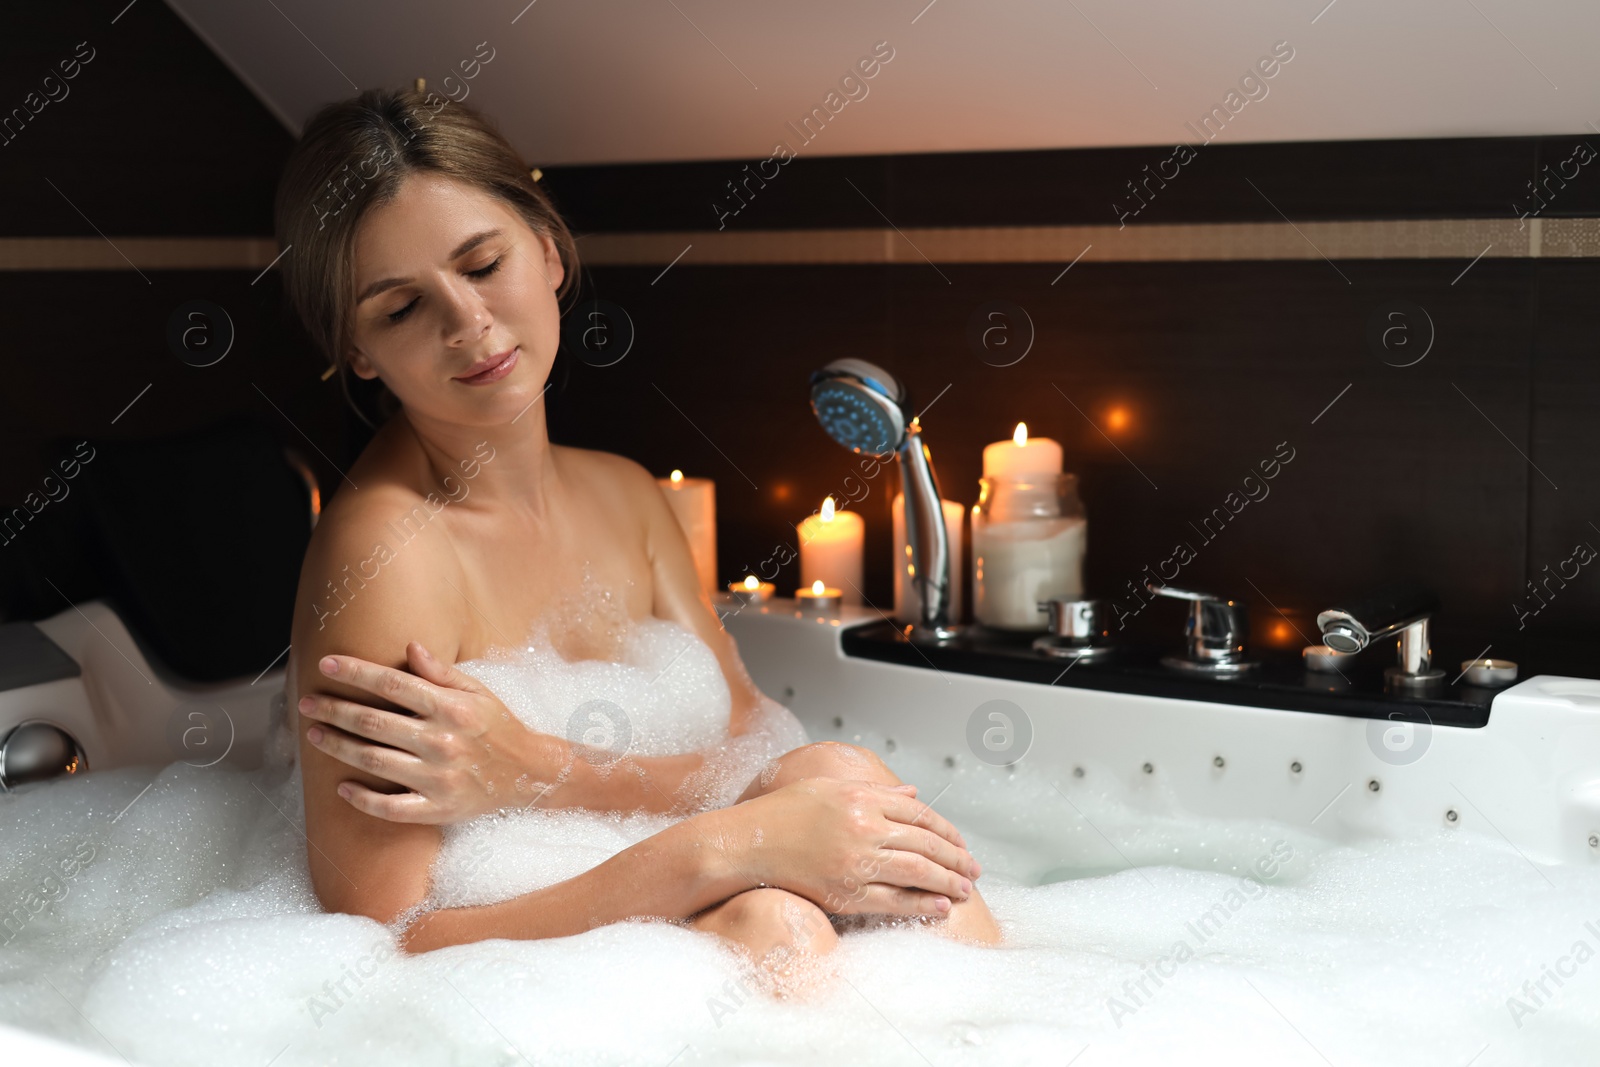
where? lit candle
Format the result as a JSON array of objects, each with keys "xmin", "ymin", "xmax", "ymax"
[
  {"xmin": 656, "ymin": 469, "xmax": 717, "ymax": 598},
  {"xmin": 1460, "ymin": 658, "xmax": 1518, "ymax": 687},
  {"xmin": 795, "ymin": 578, "xmax": 843, "ymax": 615},
  {"xmin": 891, "ymin": 492, "xmax": 965, "ymax": 623},
  {"xmin": 982, "ymin": 422, "xmax": 1063, "ymax": 481},
  {"xmin": 972, "ymin": 423, "xmax": 1087, "ymax": 631},
  {"xmin": 727, "ymin": 574, "xmax": 775, "ymax": 606},
  {"xmin": 796, "ymin": 495, "xmax": 864, "ymax": 605}
]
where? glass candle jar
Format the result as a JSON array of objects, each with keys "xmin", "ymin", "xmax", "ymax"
[{"xmin": 972, "ymin": 472, "xmax": 1087, "ymax": 631}]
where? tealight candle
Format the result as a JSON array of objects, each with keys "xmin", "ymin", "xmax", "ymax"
[
  {"xmin": 656, "ymin": 469, "xmax": 717, "ymax": 597},
  {"xmin": 891, "ymin": 492, "xmax": 965, "ymax": 623},
  {"xmin": 796, "ymin": 495, "xmax": 864, "ymax": 605},
  {"xmin": 795, "ymin": 578, "xmax": 843, "ymax": 615},
  {"xmin": 727, "ymin": 574, "xmax": 774, "ymax": 607},
  {"xmin": 1461, "ymin": 658, "xmax": 1518, "ymax": 687}
]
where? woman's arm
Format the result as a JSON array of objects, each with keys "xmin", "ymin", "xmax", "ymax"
[
  {"xmin": 296, "ymin": 455, "xmax": 790, "ymax": 822},
  {"xmin": 402, "ymin": 778, "xmax": 975, "ymax": 953},
  {"xmin": 290, "ymin": 490, "xmax": 476, "ymax": 920}
]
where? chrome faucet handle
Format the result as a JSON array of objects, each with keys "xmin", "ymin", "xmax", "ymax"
[
  {"xmin": 1317, "ymin": 584, "xmax": 1444, "ymax": 691},
  {"xmin": 1144, "ymin": 581, "xmax": 1259, "ymax": 675}
]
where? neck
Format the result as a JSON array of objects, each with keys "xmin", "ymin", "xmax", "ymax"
[{"xmin": 400, "ymin": 400, "xmax": 558, "ymax": 518}]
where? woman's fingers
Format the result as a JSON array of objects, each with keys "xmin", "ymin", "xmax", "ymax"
[
  {"xmin": 867, "ymin": 849, "xmax": 972, "ymax": 901},
  {"xmin": 335, "ymin": 780, "xmax": 442, "ymax": 824},
  {"xmin": 299, "ymin": 694, "xmax": 431, "ymax": 756},
  {"xmin": 305, "ymin": 722, "xmax": 435, "ymax": 793},
  {"xmin": 879, "ymin": 787, "xmax": 968, "ymax": 850},
  {"xmin": 833, "ymin": 884, "xmax": 951, "ymax": 919},
  {"xmin": 405, "ymin": 642, "xmax": 488, "ymax": 701},
  {"xmin": 881, "ymin": 822, "xmax": 981, "ymax": 881},
  {"xmin": 318, "ymin": 654, "xmax": 440, "ymax": 718}
]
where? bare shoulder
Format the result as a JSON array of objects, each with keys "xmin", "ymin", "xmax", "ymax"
[
  {"xmin": 554, "ymin": 444, "xmax": 661, "ymax": 517},
  {"xmin": 290, "ymin": 465, "xmax": 468, "ymax": 672},
  {"xmin": 556, "ymin": 444, "xmax": 655, "ymax": 487}
]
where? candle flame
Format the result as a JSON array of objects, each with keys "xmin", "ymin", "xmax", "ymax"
[
  {"xmin": 669, "ymin": 469, "xmax": 684, "ymax": 483},
  {"xmin": 1013, "ymin": 422, "xmax": 1028, "ymax": 446},
  {"xmin": 743, "ymin": 575, "xmax": 759, "ymax": 590},
  {"xmin": 811, "ymin": 579, "xmax": 825, "ymax": 595},
  {"xmin": 820, "ymin": 495, "xmax": 836, "ymax": 522}
]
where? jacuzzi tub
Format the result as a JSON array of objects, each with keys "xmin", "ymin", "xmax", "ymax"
[
  {"xmin": 3, "ymin": 596, "xmax": 1598, "ymax": 1065},
  {"xmin": 721, "ymin": 600, "xmax": 1600, "ymax": 868}
]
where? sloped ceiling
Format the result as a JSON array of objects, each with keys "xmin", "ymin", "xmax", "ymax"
[{"xmin": 165, "ymin": 0, "xmax": 1599, "ymax": 164}]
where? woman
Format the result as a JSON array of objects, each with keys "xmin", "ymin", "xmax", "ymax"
[{"xmin": 274, "ymin": 87, "xmax": 998, "ymax": 972}]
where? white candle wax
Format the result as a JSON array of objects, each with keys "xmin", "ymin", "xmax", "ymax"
[
  {"xmin": 973, "ymin": 515, "xmax": 1087, "ymax": 630},
  {"xmin": 891, "ymin": 492, "xmax": 964, "ymax": 622},
  {"xmin": 797, "ymin": 496, "xmax": 864, "ymax": 605},
  {"xmin": 982, "ymin": 422, "xmax": 1063, "ymax": 480},
  {"xmin": 657, "ymin": 471, "xmax": 717, "ymax": 597}
]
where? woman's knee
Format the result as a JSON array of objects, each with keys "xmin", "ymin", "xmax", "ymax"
[
  {"xmin": 775, "ymin": 742, "xmax": 894, "ymax": 786},
  {"xmin": 705, "ymin": 887, "xmax": 838, "ymax": 955}
]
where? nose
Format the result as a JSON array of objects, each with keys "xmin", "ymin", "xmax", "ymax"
[{"xmin": 439, "ymin": 274, "xmax": 491, "ymax": 347}]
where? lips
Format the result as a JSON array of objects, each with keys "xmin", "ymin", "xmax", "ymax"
[{"xmin": 454, "ymin": 346, "xmax": 519, "ymax": 384}]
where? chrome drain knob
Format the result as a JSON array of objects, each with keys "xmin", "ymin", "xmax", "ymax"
[{"xmin": 0, "ymin": 721, "xmax": 88, "ymax": 790}]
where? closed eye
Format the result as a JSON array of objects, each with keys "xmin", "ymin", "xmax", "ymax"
[{"xmin": 384, "ymin": 258, "xmax": 503, "ymax": 325}]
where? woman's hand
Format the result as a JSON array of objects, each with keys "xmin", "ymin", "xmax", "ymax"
[
  {"xmin": 298, "ymin": 642, "xmax": 562, "ymax": 824},
  {"xmin": 718, "ymin": 778, "xmax": 981, "ymax": 917}
]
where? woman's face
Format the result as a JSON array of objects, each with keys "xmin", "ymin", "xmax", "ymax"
[{"xmin": 345, "ymin": 172, "xmax": 564, "ymax": 428}]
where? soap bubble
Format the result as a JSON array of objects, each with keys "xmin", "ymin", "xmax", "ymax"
[{"xmin": 965, "ymin": 698, "xmax": 1032, "ymax": 766}]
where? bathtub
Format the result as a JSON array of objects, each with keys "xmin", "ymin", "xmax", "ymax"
[
  {"xmin": 722, "ymin": 599, "xmax": 1600, "ymax": 868},
  {"xmin": 0, "ymin": 600, "xmax": 284, "ymax": 1065},
  {"xmin": 3, "ymin": 595, "xmax": 1598, "ymax": 1064}
]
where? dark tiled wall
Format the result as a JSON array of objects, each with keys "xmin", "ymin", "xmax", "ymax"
[
  {"xmin": 541, "ymin": 142, "xmax": 1600, "ymax": 676},
  {"xmin": 2, "ymin": 2, "xmax": 1595, "ymax": 677},
  {"xmin": 0, "ymin": 3, "xmax": 336, "ymax": 504}
]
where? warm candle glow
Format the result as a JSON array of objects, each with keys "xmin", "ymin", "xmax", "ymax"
[
  {"xmin": 669, "ymin": 469, "xmax": 684, "ymax": 484},
  {"xmin": 743, "ymin": 574, "xmax": 759, "ymax": 590},
  {"xmin": 820, "ymin": 495, "xmax": 837, "ymax": 522},
  {"xmin": 1013, "ymin": 422, "xmax": 1028, "ymax": 446},
  {"xmin": 811, "ymin": 579, "xmax": 825, "ymax": 595},
  {"xmin": 1106, "ymin": 407, "xmax": 1129, "ymax": 432}
]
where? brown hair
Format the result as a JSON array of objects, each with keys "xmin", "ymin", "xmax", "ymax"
[{"xmin": 272, "ymin": 86, "xmax": 581, "ymax": 424}]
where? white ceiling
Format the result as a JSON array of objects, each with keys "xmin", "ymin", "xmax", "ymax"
[{"xmin": 166, "ymin": 0, "xmax": 1600, "ymax": 164}]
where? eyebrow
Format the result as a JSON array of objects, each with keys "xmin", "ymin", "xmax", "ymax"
[{"xmin": 355, "ymin": 228, "xmax": 505, "ymax": 305}]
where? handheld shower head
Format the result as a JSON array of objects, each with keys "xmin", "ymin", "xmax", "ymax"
[
  {"xmin": 806, "ymin": 358, "xmax": 960, "ymax": 643},
  {"xmin": 809, "ymin": 359, "xmax": 909, "ymax": 458}
]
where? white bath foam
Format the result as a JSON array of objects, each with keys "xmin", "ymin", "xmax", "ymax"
[
  {"xmin": 423, "ymin": 609, "xmax": 808, "ymax": 908},
  {"xmin": 457, "ymin": 612, "xmax": 737, "ymax": 758},
  {"xmin": 1, "ymin": 613, "xmax": 1598, "ymax": 1065}
]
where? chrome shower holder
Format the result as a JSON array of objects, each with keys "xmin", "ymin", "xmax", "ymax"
[{"xmin": 809, "ymin": 359, "xmax": 961, "ymax": 646}]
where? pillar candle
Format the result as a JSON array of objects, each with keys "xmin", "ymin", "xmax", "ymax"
[
  {"xmin": 974, "ymin": 421, "xmax": 1086, "ymax": 630},
  {"xmin": 796, "ymin": 495, "xmax": 864, "ymax": 605},
  {"xmin": 982, "ymin": 422, "xmax": 1062, "ymax": 480},
  {"xmin": 973, "ymin": 515, "xmax": 1087, "ymax": 628},
  {"xmin": 657, "ymin": 470, "xmax": 717, "ymax": 597},
  {"xmin": 891, "ymin": 492, "xmax": 965, "ymax": 623}
]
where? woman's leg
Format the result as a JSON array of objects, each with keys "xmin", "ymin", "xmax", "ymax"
[
  {"xmin": 689, "ymin": 886, "xmax": 839, "ymax": 995},
  {"xmin": 737, "ymin": 742, "xmax": 1001, "ymax": 944}
]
